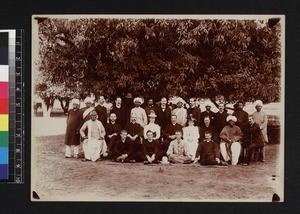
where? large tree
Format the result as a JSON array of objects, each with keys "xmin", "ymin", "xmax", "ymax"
[{"xmin": 35, "ymin": 17, "xmax": 282, "ymax": 111}]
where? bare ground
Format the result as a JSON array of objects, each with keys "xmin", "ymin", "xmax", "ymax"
[{"xmin": 31, "ymin": 135, "xmax": 283, "ymax": 202}]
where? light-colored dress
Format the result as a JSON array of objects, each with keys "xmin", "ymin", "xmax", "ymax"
[
  {"xmin": 183, "ymin": 126, "xmax": 200, "ymax": 160},
  {"xmin": 144, "ymin": 122, "xmax": 161, "ymax": 140}
]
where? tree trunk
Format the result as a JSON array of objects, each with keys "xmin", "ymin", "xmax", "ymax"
[
  {"xmin": 59, "ymin": 98, "xmax": 70, "ymax": 114},
  {"xmin": 41, "ymin": 96, "xmax": 54, "ymax": 118}
]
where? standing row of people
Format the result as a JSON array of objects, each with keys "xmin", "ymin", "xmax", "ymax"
[{"xmin": 64, "ymin": 95, "xmax": 269, "ymax": 166}]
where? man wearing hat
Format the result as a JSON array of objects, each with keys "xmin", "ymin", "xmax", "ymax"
[
  {"xmin": 81, "ymin": 97, "xmax": 95, "ymax": 124},
  {"xmin": 200, "ymin": 100, "xmax": 216, "ymax": 127},
  {"xmin": 252, "ymin": 100, "xmax": 268, "ymax": 162},
  {"xmin": 143, "ymin": 110, "xmax": 161, "ymax": 140},
  {"xmin": 131, "ymin": 97, "xmax": 148, "ymax": 127},
  {"xmin": 144, "ymin": 98, "xmax": 158, "ymax": 122},
  {"xmin": 232, "ymin": 100, "xmax": 249, "ymax": 132},
  {"xmin": 80, "ymin": 110, "xmax": 107, "ymax": 162},
  {"xmin": 95, "ymin": 95, "xmax": 108, "ymax": 127},
  {"xmin": 219, "ymin": 115, "xmax": 243, "ymax": 165},
  {"xmin": 64, "ymin": 99, "xmax": 82, "ymax": 158},
  {"xmin": 172, "ymin": 97, "xmax": 188, "ymax": 127}
]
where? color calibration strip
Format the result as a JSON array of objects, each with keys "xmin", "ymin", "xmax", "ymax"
[
  {"xmin": 0, "ymin": 29, "xmax": 24, "ymax": 183},
  {"xmin": 0, "ymin": 32, "xmax": 9, "ymax": 179}
]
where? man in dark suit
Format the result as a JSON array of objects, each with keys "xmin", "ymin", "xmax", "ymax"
[
  {"xmin": 199, "ymin": 116, "xmax": 219, "ymax": 143},
  {"xmin": 242, "ymin": 115, "xmax": 265, "ymax": 166},
  {"xmin": 200, "ymin": 101, "xmax": 216, "ymax": 127},
  {"xmin": 113, "ymin": 130, "xmax": 135, "ymax": 162},
  {"xmin": 105, "ymin": 112, "xmax": 122, "ymax": 156},
  {"xmin": 232, "ymin": 100, "xmax": 249, "ymax": 132},
  {"xmin": 110, "ymin": 96, "xmax": 127, "ymax": 129},
  {"xmin": 156, "ymin": 97, "xmax": 172, "ymax": 131},
  {"xmin": 187, "ymin": 97, "xmax": 201, "ymax": 127},
  {"xmin": 95, "ymin": 95, "xmax": 108, "ymax": 126},
  {"xmin": 162, "ymin": 114, "xmax": 183, "ymax": 154},
  {"xmin": 214, "ymin": 103, "xmax": 229, "ymax": 140},
  {"xmin": 125, "ymin": 113, "xmax": 144, "ymax": 153}
]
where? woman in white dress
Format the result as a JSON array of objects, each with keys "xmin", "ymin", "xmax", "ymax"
[{"xmin": 183, "ymin": 118, "xmax": 200, "ymax": 160}]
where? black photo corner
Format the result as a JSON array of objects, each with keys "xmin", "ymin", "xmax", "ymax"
[{"xmin": 0, "ymin": 0, "xmax": 299, "ymax": 213}]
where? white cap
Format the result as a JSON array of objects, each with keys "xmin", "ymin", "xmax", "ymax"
[
  {"xmin": 254, "ymin": 100, "xmax": 263, "ymax": 107},
  {"xmin": 71, "ymin": 99, "xmax": 80, "ymax": 105},
  {"xmin": 226, "ymin": 115, "xmax": 237, "ymax": 122},
  {"xmin": 84, "ymin": 97, "xmax": 93, "ymax": 104},
  {"xmin": 133, "ymin": 97, "xmax": 144, "ymax": 105}
]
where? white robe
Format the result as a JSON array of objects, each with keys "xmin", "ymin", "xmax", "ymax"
[
  {"xmin": 80, "ymin": 119, "xmax": 107, "ymax": 161},
  {"xmin": 173, "ymin": 107, "xmax": 188, "ymax": 127},
  {"xmin": 183, "ymin": 126, "xmax": 199, "ymax": 160},
  {"xmin": 131, "ymin": 107, "xmax": 148, "ymax": 127}
]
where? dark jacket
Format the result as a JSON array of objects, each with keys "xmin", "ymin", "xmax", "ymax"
[
  {"xmin": 95, "ymin": 105, "xmax": 107, "ymax": 126},
  {"xmin": 105, "ymin": 122, "xmax": 121, "ymax": 136},
  {"xmin": 243, "ymin": 122, "xmax": 264, "ymax": 147},
  {"xmin": 199, "ymin": 125, "xmax": 219, "ymax": 143},
  {"xmin": 156, "ymin": 106, "xmax": 172, "ymax": 130},
  {"xmin": 200, "ymin": 110, "xmax": 216, "ymax": 127},
  {"xmin": 214, "ymin": 111, "xmax": 229, "ymax": 134},
  {"xmin": 113, "ymin": 138, "xmax": 134, "ymax": 157},
  {"xmin": 125, "ymin": 122, "xmax": 144, "ymax": 137},
  {"xmin": 232, "ymin": 109, "xmax": 249, "ymax": 131},
  {"xmin": 110, "ymin": 105, "xmax": 127, "ymax": 129},
  {"xmin": 195, "ymin": 140, "xmax": 220, "ymax": 160},
  {"xmin": 187, "ymin": 106, "xmax": 201, "ymax": 126},
  {"xmin": 163, "ymin": 123, "xmax": 183, "ymax": 139},
  {"xmin": 142, "ymin": 139, "xmax": 161, "ymax": 156}
]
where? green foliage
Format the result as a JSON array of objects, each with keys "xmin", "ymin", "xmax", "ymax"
[{"xmin": 35, "ymin": 18, "xmax": 282, "ymax": 105}]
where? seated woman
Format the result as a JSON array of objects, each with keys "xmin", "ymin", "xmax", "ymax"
[
  {"xmin": 183, "ymin": 117, "xmax": 200, "ymax": 160},
  {"xmin": 137, "ymin": 130, "xmax": 164, "ymax": 164}
]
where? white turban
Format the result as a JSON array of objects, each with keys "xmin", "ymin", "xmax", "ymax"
[
  {"xmin": 254, "ymin": 100, "xmax": 263, "ymax": 107},
  {"xmin": 133, "ymin": 97, "xmax": 144, "ymax": 105},
  {"xmin": 71, "ymin": 99, "xmax": 80, "ymax": 105},
  {"xmin": 84, "ymin": 97, "xmax": 93, "ymax": 104},
  {"xmin": 226, "ymin": 115, "xmax": 237, "ymax": 122}
]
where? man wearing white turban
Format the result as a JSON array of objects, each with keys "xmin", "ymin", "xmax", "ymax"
[
  {"xmin": 81, "ymin": 97, "xmax": 95, "ymax": 123},
  {"xmin": 219, "ymin": 115, "xmax": 243, "ymax": 165},
  {"xmin": 64, "ymin": 99, "xmax": 82, "ymax": 158},
  {"xmin": 172, "ymin": 97, "xmax": 188, "ymax": 127},
  {"xmin": 252, "ymin": 100, "xmax": 268, "ymax": 162},
  {"xmin": 130, "ymin": 97, "xmax": 148, "ymax": 127}
]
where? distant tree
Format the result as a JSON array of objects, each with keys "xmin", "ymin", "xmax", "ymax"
[{"xmin": 35, "ymin": 18, "xmax": 282, "ymax": 114}]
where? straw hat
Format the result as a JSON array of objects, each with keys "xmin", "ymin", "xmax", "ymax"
[
  {"xmin": 148, "ymin": 110, "xmax": 157, "ymax": 118},
  {"xmin": 160, "ymin": 156, "xmax": 170, "ymax": 164}
]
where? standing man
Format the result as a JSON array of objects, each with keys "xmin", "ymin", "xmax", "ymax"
[
  {"xmin": 252, "ymin": 100, "xmax": 268, "ymax": 162},
  {"xmin": 110, "ymin": 96, "xmax": 126, "ymax": 129},
  {"xmin": 156, "ymin": 97, "xmax": 172, "ymax": 131},
  {"xmin": 81, "ymin": 97, "xmax": 95, "ymax": 124},
  {"xmin": 144, "ymin": 98, "xmax": 157, "ymax": 121},
  {"xmin": 232, "ymin": 100, "xmax": 249, "ymax": 132},
  {"xmin": 172, "ymin": 97, "xmax": 188, "ymax": 127},
  {"xmin": 167, "ymin": 131, "xmax": 192, "ymax": 164},
  {"xmin": 242, "ymin": 115, "xmax": 265, "ymax": 166},
  {"xmin": 131, "ymin": 97, "xmax": 148, "ymax": 127},
  {"xmin": 122, "ymin": 92, "xmax": 134, "ymax": 128},
  {"xmin": 187, "ymin": 97, "xmax": 201, "ymax": 127},
  {"xmin": 219, "ymin": 115, "xmax": 243, "ymax": 165},
  {"xmin": 95, "ymin": 95, "xmax": 108, "ymax": 126},
  {"xmin": 80, "ymin": 111, "xmax": 107, "ymax": 162},
  {"xmin": 214, "ymin": 103, "xmax": 229, "ymax": 135},
  {"xmin": 64, "ymin": 99, "xmax": 82, "ymax": 158},
  {"xmin": 162, "ymin": 114, "xmax": 183, "ymax": 154},
  {"xmin": 200, "ymin": 101, "xmax": 216, "ymax": 127}
]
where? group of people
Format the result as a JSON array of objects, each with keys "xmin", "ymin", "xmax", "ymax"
[{"xmin": 64, "ymin": 94, "xmax": 268, "ymax": 166}]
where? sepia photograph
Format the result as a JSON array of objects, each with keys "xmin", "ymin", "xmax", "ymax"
[{"xmin": 31, "ymin": 15, "xmax": 284, "ymax": 201}]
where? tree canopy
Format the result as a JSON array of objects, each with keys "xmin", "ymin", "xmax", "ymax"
[{"xmin": 35, "ymin": 17, "xmax": 282, "ymax": 108}]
